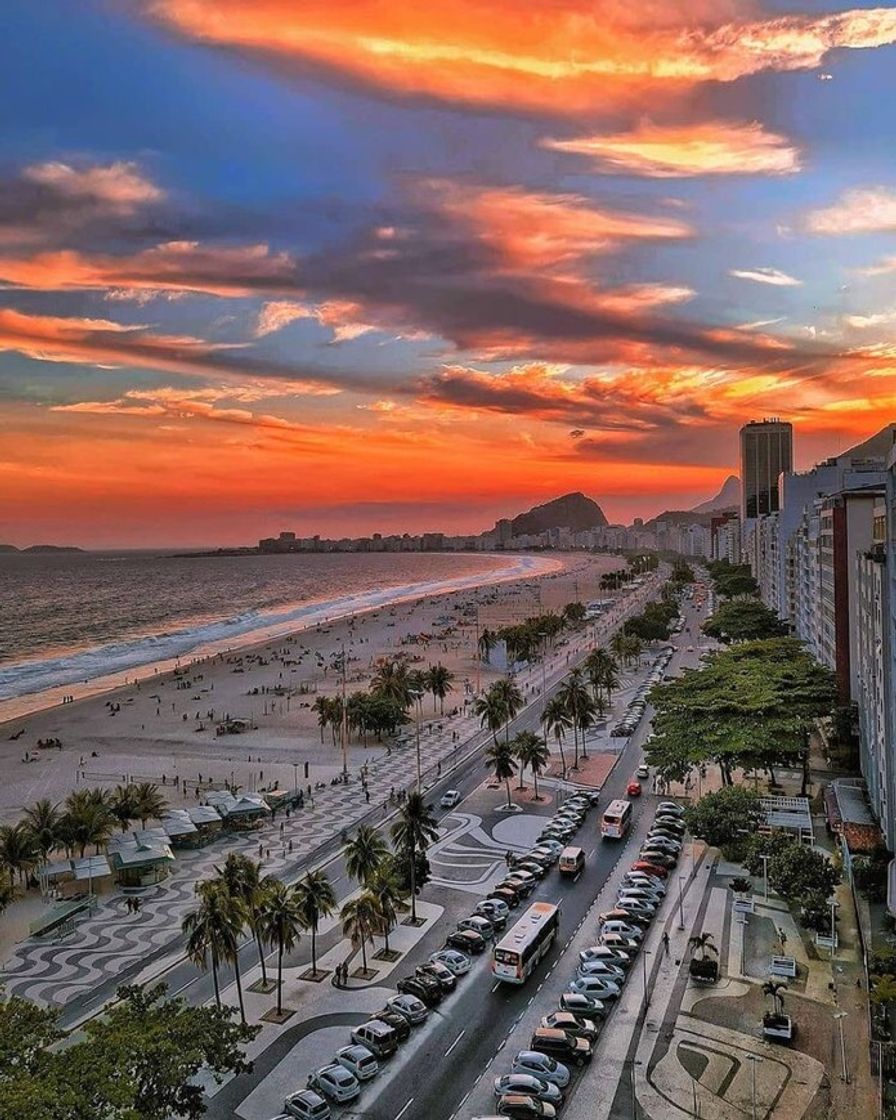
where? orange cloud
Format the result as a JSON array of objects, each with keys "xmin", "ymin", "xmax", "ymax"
[
  {"xmin": 807, "ymin": 187, "xmax": 896, "ymax": 233},
  {"xmin": 147, "ymin": 1, "xmax": 896, "ymax": 115},
  {"xmin": 542, "ymin": 120, "xmax": 801, "ymax": 177}
]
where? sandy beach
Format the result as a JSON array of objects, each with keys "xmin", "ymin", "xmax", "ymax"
[{"xmin": 0, "ymin": 552, "xmax": 623, "ymax": 825}]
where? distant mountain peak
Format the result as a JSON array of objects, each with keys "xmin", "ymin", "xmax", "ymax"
[
  {"xmin": 691, "ymin": 475, "xmax": 740, "ymax": 514},
  {"xmin": 509, "ymin": 492, "xmax": 608, "ymax": 536}
]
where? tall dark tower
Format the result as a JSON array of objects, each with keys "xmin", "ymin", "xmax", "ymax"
[{"xmin": 740, "ymin": 418, "xmax": 793, "ymax": 521}]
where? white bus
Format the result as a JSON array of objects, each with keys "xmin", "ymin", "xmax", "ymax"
[
  {"xmin": 492, "ymin": 901, "xmax": 560, "ymax": 985},
  {"xmin": 601, "ymin": 798, "xmax": 633, "ymax": 839}
]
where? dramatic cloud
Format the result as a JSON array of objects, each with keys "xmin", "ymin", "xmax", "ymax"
[
  {"xmin": 807, "ymin": 187, "xmax": 896, "ymax": 234},
  {"xmin": 596, "ymin": 284, "xmax": 696, "ymax": 314},
  {"xmin": 23, "ymin": 161, "xmax": 164, "ymax": 210},
  {"xmin": 542, "ymin": 121, "xmax": 801, "ymax": 178},
  {"xmin": 147, "ymin": 1, "xmax": 896, "ymax": 115},
  {"xmin": 729, "ymin": 266, "xmax": 803, "ymax": 286}
]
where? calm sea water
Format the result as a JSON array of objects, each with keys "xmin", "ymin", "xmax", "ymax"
[{"xmin": 0, "ymin": 550, "xmax": 540, "ymax": 703}]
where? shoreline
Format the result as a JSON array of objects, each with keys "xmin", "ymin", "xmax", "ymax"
[{"xmin": 0, "ymin": 551, "xmax": 565, "ymax": 727}]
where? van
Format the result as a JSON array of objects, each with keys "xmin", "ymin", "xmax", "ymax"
[
  {"xmin": 350, "ymin": 1020, "xmax": 398, "ymax": 1059},
  {"xmin": 558, "ymin": 847, "xmax": 585, "ymax": 876}
]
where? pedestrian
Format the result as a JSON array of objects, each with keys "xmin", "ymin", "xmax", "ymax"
[
  {"xmin": 365, "ymin": 789, "xmax": 370, "ymax": 804},
  {"xmin": 661, "ymin": 931, "xmax": 669, "ymax": 955}
]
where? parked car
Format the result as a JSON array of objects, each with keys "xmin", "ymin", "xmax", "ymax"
[
  {"xmin": 638, "ymin": 849, "xmax": 676, "ymax": 869},
  {"xmin": 283, "ymin": 1089, "xmax": 331, "ymax": 1120},
  {"xmin": 599, "ymin": 907, "xmax": 651, "ymax": 929},
  {"xmin": 439, "ymin": 789, "xmax": 462, "ymax": 809},
  {"xmin": 650, "ymin": 822, "xmax": 685, "ymax": 840},
  {"xmin": 416, "ymin": 961, "xmax": 457, "ymax": 992},
  {"xmin": 559, "ymin": 991, "xmax": 608, "ymax": 1017},
  {"xmin": 387, "ymin": 993, "xmax": 428, "ymax": 1025},
  {"xmin": 644, "ymin": 836, "xmax": 681, "ymax": 855},
  {"xmin": 307, "ymin": 1065, "xmax": 360, "ymax": 1104},
  {"xmin": 529, "ymin": 1027, "xmax": 593, "ymax": 1067},
  {"xmin": 372, "ymin": 1006, "xmax": 411, "ymax": 1041},
  {"xmin": 429, "ymin": 948, "xmax": 472, "ymax": 976},
  {"xmin": 489, "ymin": 886, "xmax": 522, "ymax": 909},
  {"xmin": 532, "ymin": 840, "xmax": 564, "ymax": 860},
  {"xmin": 446, "ymin": 928, "xmax": 487, "ymax": 954},
  {"xmin": 621, "ymin": 874, "xmax": 666, "ymax": 896},
  {"xmin": 617, "ymin": 888, "xmax": 661, "ymax": 910},
  {"xmin": 504, "ymin": 871, "xmax": 538, "ymax": 896},
  {"xmin": 577, "ymin": 958, "xmax": 626, "ymax": 983},
  {"xmin": 599, "ymin": 932, "xmax": 640, "ymax": 954},
  {"xmin": 493, "ymin": 1074, "xmax": 563, "ymax": 1106},
  {"xmin": 458, "ymin": 915, "xmax": 495, "ymax": 941},
  {"xmin": 520, "ymin": 850, "xmax": 552, "ymax": 872},
  {"xmin": 579, "ymin": 945, "xmax": 633, "ymax": 969},
  {"xmin": 398, "ymin": 973, "xmax": 442, "ymax": 1007},
  {"xmin": 515, "ymin": 859, "xmax": 548, "ymax": 880},
  {"xmin": 598, "ymin": 920, "xmax": 644, "ymax": 943},
  {"xmin": 334, "ymin": 1044, "xmax": 379, "ymax": 1082},
  {"xmin": 349, "ymin": 1020, "xmax": 398, "ymax": 1059},
  {"xmin": 614, "ymin": 897, "xmax": 657, "ymax": 920},
  {"xmin": 540, "ymin": 1011, "xmax": 599, "ymax": 1042},
  {"xmin": 657, "ymin": 802, "xmax": 685, "ymax": 817},
  {"xmin": 635, "ymin": 764, "xmax": 650, "ymax": 779},
  {"xmin": 626, "ymin": 780, "xmax": 642, "ymax": 798},
  {"xmin": 475, "ymin": 900, "xmax": 508, "ymax": 929},
  {"xmin": 495, "ymin": 1094, "xmax": 557, "ymax": 1119},
  {"xmin": 567, "ymin": 975, "xmax": 621, "ymax": 1000},
  {"xmin": 511, "ymin": 1050, "xmax": 571, "ymax": 1088},
  {"xmin": 631, "ymin": 860, "xmax": 668, "ymax": 879}
]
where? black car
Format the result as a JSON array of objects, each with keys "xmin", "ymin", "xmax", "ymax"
[
  {"xmin": 638, "ymin": 849, "xmax": 677, "ymax": 869},
  {"xmin": 446, "ymin": 928, "xmax": 487, "ymax": 955},
  {"xmin": 529, "ymin": 1027, "xmax": 593, "ymax": 1067},
  {"xmin": 373, "ymin": 1007, "xmax": 411, "ymax": 1041},
  {"xmin": 416, "ymin": 961, "xmax": 456, "ymax": 992},
  {"xmin": 498, "ymin": 876, "xmax": 535, "ymax": 899},
  {"xmin": 397, "ymin": 975, "xmax": 442, "ymax": 1006},
  {"xmin": 489, "ymin": 886, "xmax": 521, "ymax": 909},
  {"xmin": 515, "ymin": 859, "xmax": 548, "ymax": 880}
]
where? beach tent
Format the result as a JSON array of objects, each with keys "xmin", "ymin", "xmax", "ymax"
[{"xmin": 40, "ymin": 855, "xmax": 113, "ymax": 899}]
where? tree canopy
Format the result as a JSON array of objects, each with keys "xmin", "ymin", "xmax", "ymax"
[
  {"xmin": 703, "ymin": 598, "xmax": 789, "ymax": 644},
  {"xmin": 0, "ymin": 983, "xmax": 257, "ymax": 1120},
  {"xmin": 683, "ymin": 787, "xmax": 763, "ymax": 854},
  {"xmin": 645, "ymin": 638, "xmax": 835, "ymax": 786}
]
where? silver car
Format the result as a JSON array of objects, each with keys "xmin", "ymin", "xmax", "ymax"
[
  {"xmin": 493, "ymin": 1073, "xmax": 563, "ymax": 1106},
  {"xmin": 511, "ymin": 1051, "xmax": 571, "ymax": 1088},
  {"xmin": 577, "ymin": 959, "xmax": 626, "ymax": 982}
]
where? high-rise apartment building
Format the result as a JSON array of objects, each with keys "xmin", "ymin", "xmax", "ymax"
[{"xmin": 740, "ymin": 419, "xmax": 793, "ymax": 521}]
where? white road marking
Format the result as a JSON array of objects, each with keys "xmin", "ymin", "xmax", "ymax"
[
  {"xmin": 491, "ymin": 981, "xmax": 500, "ymax": 992},
  {"xmin": 446, "ymin": 1028, "xmax": 466, "ymax": 1055},
  {"xmin": 395, "ymin": 1097, "xmax": 415, "ymax": 1120}
]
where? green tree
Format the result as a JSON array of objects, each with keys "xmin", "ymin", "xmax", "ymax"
[
  {"xmin": 131, "ymin": 782, "xmax": 167, "ymax": 829},
  {"xmin": 541, "ymin": 695, "xmax": 571, "ymax": 779},
  {"xmin": 390, "ymin": 792, "xmax": 438, "ymax": 924},
  {"xmin": 58, "ymin": 788, "xmax": 115, "ymax": 858},
  {"xmin": 425, "ymin": 663, "xmax": 454, "ymax": 714},
  {"xmin": 477, "ymin": 627, "xmax": 497, "ymax": 663},
  {"xmin": 557, "ymin": 669, "xmax": 590, "ymax": 769},
  {"xmin": 767, "ymin": 841, "xmax": 839, "ymax": 903},
  {"xmin": 370, "ymin": 658, "xmax": 414, "ymax": 709},
  {"xmin": 512, "ymin": 731, "xmax": 550, "ymax": 800},
  {"xmin": 343, "ymin": 825, "xmax": 389, "ymax": 887},
  {"xmin": 762, "ymin": 979, "xmax": 788, "ymax": 1021},
  {"xmin": 715, "ymin": 571, "xmax": 759, "ymax": 599},
  {"xmin": 703, "ymin": 599, "xmax": 788, "ymax": 644},
  {"xmin": 259, "ymin": 880, "xmax": 302, "ymax": 1016},
  {"xmin": 584, "ymin": 648, "xmax": 619, "ymax": 703},
  {"xmin": 493, "ymin": 677, "xmax": 524, "ymax": 741},
  {"xmin": 22, "ymin": 799, "xmax": 60, "ymax": 863},
  {"xmin": 486, "ymin": 740, "xmax": 517, "ymax": 808},
  {"xmin": 341, "ymin": 892, "xmax": 383, "ymax": 974},
  {"xmin": 182, "ymin": 880, "xmax": 248, "ymax": 1021},
  {"xmin": 688, "ymin": 932, "xmax": 718, "ymax": 961},
  {"xmin": 366, "ymin": 866, "xmax": 408, "ymax": 955},
  {"xmin": 473, "ymin": 685, "xmax": 506, "ymax": 746},
  {"xmin": 0, "ymin": 822, "xmax": 38, "ymax": 887},
  {"xmin": 562, "ymin": 601, "xmax": 587, "ymax": 627},
  {"xmin": 294, "ymin": 869, "xmax": 337, "ymax": 978},
  {"xmin": 683, "ymin": 787, "xmax": 762, "ymax": 856},
  {"xmin": 214, "ymin": 852, "xmax": 272, "ymax": 988},
  {"xmin": 110, "ymin": 784, "xmax": 139, "ymax": 833}
]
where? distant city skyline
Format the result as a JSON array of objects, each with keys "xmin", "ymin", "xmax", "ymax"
[{"xmin": 2, "ymin": 3, "xmax": 896, "ymax": 547}]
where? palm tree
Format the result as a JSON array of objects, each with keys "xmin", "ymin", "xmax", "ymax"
[
  {"xmin": 761, "ymin": 979, "xmax": 788, "ymax": 1020},
  {"xmin": 477, "ymin": 627, "xmax": 497, "ymax": 664},
  {"xmin": 485, "ymin": 740, "xmax": 517, "ymax": 808},
  {"xmin": 259, "ymin": 880, "xmax": 302, "ymax": 1015},
  {"xmin": 215, "ymin": 852, "xmax": 272, "ymax": 987},
  {"xmin": 370, "ymin": 658, "xmax": 413, "ymax": 709},
  {"xmin": 22, "ymin": 798, "xmax": 60, "ymax": 863},
  {"xmin": 513, "ymin": 731, "xmax": 550, "ymax": 801},
  {"xmin": 688, "ymin": 932, "xmax": 718, "ymax": 961},
  {"xmin": 0, "ymin": 822, "xmax": 38, "ymax": 887},
  {"xmin": 493, "ymin": 678, "xmax": 524, "ymax": 742},
  {"xmin": 473, "ymin": 688, "xmax": 506, "ymax": 746},
  {"xmin": 311, "ymin": 695, "xmax": 331, "ymax": 743},
  {"xmin": 344, "ymin": 825, "xmax": 389, "ymax": 888},
  {"xmin": 182, "ymin": 880, "xmax": 248, "ymax": 1020},
  {"xmin": 131, "ymin": 782, "xmax": 167, "ymax": 829},
  {"xmin": 59, "ymin": 788, "xmax": 114, "ymax": 857},
  {"xmin": 584, "ymin": 648, "xmax": 619, "ymax": 703},
  {"xmin": 425, "ymin": 664, "xmax": 454, "ymax": 714},
  {"xmin": 557, "ymin": 669, "xmax": 590, "ymax": 770},
  {"xmin": 610, "ymin": 629, "xmax": 630, "ymax": 663},
  {"xmin": 390, "ymin": 792, "xmax": 439, "ymax": 924},
  {"xmin": 341, "ymin": 892, "xmax": 383, "ymax": 975},
  {"xmin": 294, "ymin": 869, "xmax": 337, "ymax": 978},
  {"xmin": 109, "ymin": 785, "xmax": 138, "ymax": 833},
  {"xmin": 542, "ymin": 695, "xmax": 571, "ymax": 779},
  {"xmin": 575, "ymin": 691, "xmax": 598, "ymax": 760},
  {"xmin": 366, "ymin": 866, "xmax": 408, "ymax": 956}
]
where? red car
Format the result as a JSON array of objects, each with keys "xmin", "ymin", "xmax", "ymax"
[
  {"xmin": 626, "ymin": 780, "xmax": 642, "ymax": 797},
  {"xmin": 631, "ymin": 860, "xmax": 668, "ymax": 879}
]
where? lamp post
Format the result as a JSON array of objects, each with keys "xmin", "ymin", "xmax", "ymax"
[
  {"xmin": 745, "ymin": 1054, "xmax": 763, "ymax": 1120},
  {"xmin": 641, "ymin": 947, "xmax": 651, "ymax": 1009},
  {"xmin": 409, "ymin": 687, "xmax": 424, "ymax": 791},
  {"xmin": 292, "ymin": 761, "xmax": 298, "ymax": 795},
  {"xmin": 678, "ymin": 875, "xmax": 686, "ymax": 931},
  {"xmin": 834, "ymin": 1011, "xmax": 849, "ymax": 1083},
  {"xmin": 759, "ymin": 854, "xmax": 770, "ymax": 902}
]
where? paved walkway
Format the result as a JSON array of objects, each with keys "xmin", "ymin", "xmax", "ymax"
[{"xmin": 0, "ymin": 579, "xmax": 663, "ymax": 1009}]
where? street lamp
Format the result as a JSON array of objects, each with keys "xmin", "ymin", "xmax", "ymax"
[
  {"xmin": 759, "ymin": 854, "xmax": 770, "ymax": 902},
  {"xmin": 678, "ymin": 875, "xmax": 686, "ymax": 931},
  {"xmin": 641, "ymin": 947, "xmax": 652, "ymax": 1008},
  {"xmin": 834, "ymin": 1011, "xmax": 849, "ymax": 1083},
  {"xmin": 409, "ymin": 687, "xmax": 424, "ymax": 791},
  {"xmin": 744, "ymin": 1054, "xmax": 763, "ymax": 1120}
]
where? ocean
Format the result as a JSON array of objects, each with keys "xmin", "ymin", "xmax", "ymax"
[{"xmin": 0, "ymin": 550, "xmax": 554, "ymax": 713}]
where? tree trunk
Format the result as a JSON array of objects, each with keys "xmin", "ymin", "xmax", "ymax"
[
  {"xmin": 360, "ymin": 929, "xmax": 368, "ymax": 972},
  {"xmin": 254, "ymin": 922, "xmax": 268, "ymax": 985},
  {"xmin": 277, "ymin": 939, "xmax": 284, "ymax": 1015},
  {"xmin": 557, "ymin": 736, "xmax": 567, "ymax": 780},
  {"xmin": 233, "ymin": 954, "xmax": 246, "ymax": 1024},
  {"xmin": 533, "ymin": 769, "xmax": 540, "ymax": 800},
  {"xmin": 517, "ymin": 764, "xmax": 526, "ymax": 790},
  {"xmin": 571, "ymin": 722, "xmax": 579, "ymax": 770},
  {"xmin": 211, "ymin": 953, "xmax": 221, "ymax": 1009},
  {"xmin": 409, "ymin": 841, "xmax": 417, "ymax": 923},
  {"xmin": 505, "ymin": 777, "xmax": 512, "ymax": 808},
  {"xmin": 311, "ymin": 926, "xmax": 318, "ymax": 976}
]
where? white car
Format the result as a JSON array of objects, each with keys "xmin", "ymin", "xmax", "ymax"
[
  {"xmin": 618, "ymin": 888, "xmax": 662, "ymax": 909},
  {"xmin": 579, "ymin": 945, "xmax": 633, "ymax": 969},
  {"xmin": 568, "ymin": 975, "xmax": 621, "ymax": 1000},
  {"xmin": 387, "ymin": 993, "xmax": 428, "ymax": 1024},
  {"xmin": 621, "ymin": 874, "xmax": 666, "ymax": 896},
  {"xmin": 307, "ymin": 1065, "xmax": 360, "ymax": 1104},
  {"xmin": 440, "ymin": 789, "xmax": 461, "ymax": 809},
  {"xmin": 334, "ymin": 1045, "xmax": 378, "ymax": 1082},
  {"xmin": 283, "ymin": 1089, "xmax": 331, "ymax": 1120},
  {"xmin": 600, "ymin": 920, "xmax": 644, "ymax": 942},
  {"xmin": 577, "ymin": 959, "xmax": 626, "ymax": 982},
  {"xmin": 511, "ymin": 1051, "xmax": 571, "ymax": 1088},
  {"xmin": 429, "ymin": 948, "xmax": 472, "ymax": 976},
  {"xmin": 636, "ymin": 764, "xmax": 650, "ymax": 779},
  {"xmin": 616, "ymin": 897, "xmax": 658, "ymax": 919},
  {"xmin": 644, "ymin": 836, "xmax": 681, "ymax": 855}
]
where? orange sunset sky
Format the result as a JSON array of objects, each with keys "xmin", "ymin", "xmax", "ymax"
[{"xmin": 2, "ymin": 1, "xmax": 896, "ymax": 546}]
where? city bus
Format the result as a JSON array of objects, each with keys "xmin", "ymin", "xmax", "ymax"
[
  {"xmin": 601, "ymin": 798, "xmax": 633, "ymax": 839},
  {"xmin": 492, "ymin": 901, "xmax": 560, "ymax": 985}
]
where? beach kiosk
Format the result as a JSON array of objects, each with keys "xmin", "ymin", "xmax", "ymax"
[
  {"xmin": 204, "ymin": 790, "xmax": 271, "ymax": 830},
  {"xmin": 108, "ymin": 834, "xmax": 176, "ymax": 887}
]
